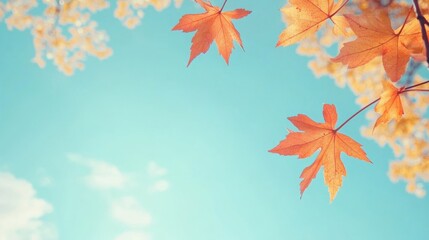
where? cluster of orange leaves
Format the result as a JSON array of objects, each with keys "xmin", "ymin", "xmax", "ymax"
[
  {"xmin": 0, "ymin": 0, "xmax": 182, "ymax": 75},
  {"xmin": 171, "ymin": 0, "xmax": 429, "ymax": 201},
  {"xmin": 270, "ymin": 0, "xmax": 429, "ymax": 201}
]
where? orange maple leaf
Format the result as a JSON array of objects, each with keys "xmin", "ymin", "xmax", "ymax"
[
  {"xmin": 332, "ymin": 9, "xmax": 423, "ymax": 82},
  {"xmin": 374, "ymin": 81, "xmax": 405, "ymax": 129},
  {"xmin": 172, "ymin": 0, "xmax": 251, "ymax": 66},
  {"xmin": 277, "ymin": 0, "xmax": 348, "ymax": 47},
  {"xmin": 270, "ymin": 104, "xmax": 371, "ymax": 201}
]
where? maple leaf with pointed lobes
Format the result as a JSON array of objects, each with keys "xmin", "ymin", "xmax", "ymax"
[
  {"xmin": 332, "ymin": 9, "xmax": 424, "ymax": 82},
  {"xmin": 374, "ymin": 81, "xmax": 405, "ymax": 129},
  {"xmin": 172, "ymin": 0, "xmax": 251, "ymax": 66},
  {"xmin": 269, "ymin": 104, "xmax": 371, "ymax": 201},
  {"xmin": 277, "ymin": 0, "xmax": 348, "ymax": 47}
]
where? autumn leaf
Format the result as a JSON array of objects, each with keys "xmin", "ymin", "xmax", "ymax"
[
  {"xmin": 270, "ymin": 104, "xmax": 371, "ymax": 201},
  {"xmin": 277, "ymin": 0, "xmax": 348, "ymax": 47},
  {"xmin": 172, "ymin": 0, "xmax": 251, "ymax": 66},
  {"xmin": 332, "ymin": 9, "xmax": 424, "ymax": 82},
  {"xmin": 374, "ymin": 81, "xmax": 405, "ymax": 129}
]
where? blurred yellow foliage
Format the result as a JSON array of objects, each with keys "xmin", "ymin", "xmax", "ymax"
[{"xmin": 0, "ymin": 0, "xmax": 183, "ymax": 75}]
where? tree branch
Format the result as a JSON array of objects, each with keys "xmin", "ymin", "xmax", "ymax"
[{"xmin": 413, "ymin": 0, "xmax": 429, "ymax": 67}]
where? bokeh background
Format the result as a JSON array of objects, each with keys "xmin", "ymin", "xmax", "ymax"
[{"xmin": 0, "ymin": 0, "xmax": 428, "ymax": 240}]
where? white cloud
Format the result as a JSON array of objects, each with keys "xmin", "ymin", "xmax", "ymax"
[
  {"xmin": 111, "ymin": 196, "xmax": 152, "ymax": 227},
  {"xmin": 68, "ymin": 154, "xmax": 169, "ymax": 240},
  {"xmin": 0, "ymin": 172, "xmax": 55, "ymax": 240},
  {"xmin": 115, "ymin": 231, "xmax": 150, "ymax": 240},
  {"xmin": 147, "ymin": 162, "xmax": 167, "ymax": 177},
  {"xmin": 68, "ymin": 153, "xmax": 127, "ymax": 189},
  {"xmin": 147, "ymin": 162, "xmax": 169, "ymax": 193},
  {"xmin": 149, "ymin": 180, "xmax": 170, "ymax": 193}
]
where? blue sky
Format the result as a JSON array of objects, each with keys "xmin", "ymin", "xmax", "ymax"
[{"xmin": 0, "ymin": 1, "xmax": 428, "ymax": 240}]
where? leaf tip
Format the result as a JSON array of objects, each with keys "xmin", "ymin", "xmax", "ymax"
[
  {"xmin": 268, "ymin": 147, "xmax": 276, "ymax": 153},
  {"xmin": 276, "ymin": 39, "xmax": 285, "ymax": 48}
]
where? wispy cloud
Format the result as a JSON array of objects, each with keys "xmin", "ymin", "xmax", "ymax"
[
  {"xmin": 147, "ymin": 162, "xmax": 167, "ymax": 177},
  {"xmin": 147, "ymin": 162, "xmax": 170, "ymax": 193},
  {"xmin": 69, "ymin": 154, "xmax": 170, "ymax": 240},
  {"xmin": 68, "ymin": 153, "xmax": 127, "ymax": 189},
  {"xmin": 0, "ymin": 172, "xmax": 56, "ymax": 240},
  {"xmin": 149, "ymin": 180, "xmax": 170, "ymax": 193},
  {"xmin": 111, "ymin": 196, "xmax": 152, "ymax": 227}
]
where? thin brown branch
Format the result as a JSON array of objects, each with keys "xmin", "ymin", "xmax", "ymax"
[
  {"xmin": 413, "ymin": 0, "xmax": 429, "ymax": 67},
  {"xmin": 405, "ymin": 80, "xmax": 429, "ymax": 89},
  {"xmin": 402, "ymin": 89, "xmax": 429, "ymax": 93}
]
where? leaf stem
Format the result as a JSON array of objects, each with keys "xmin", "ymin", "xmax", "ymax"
[
  {"xmin": 220, "ymin": 0, "xmax": 228, "ymax": 12},
  {"xmin": 413, "ymin": 0, "xmax": 429, "ymax": 66},
  {"xmin": 335, "ymin": 98, "xmax": 380, "ymax": 132},
  {"xmin": 402, "ymin": 89, "xmax": 429, "ymax": 93},
  {"xmin": 405, "ymin": 80, "xmax": 429, "ymax": 89},
  {"xmin": 334, "ymin": 80, "xmax": 429, "ymax": 132}
]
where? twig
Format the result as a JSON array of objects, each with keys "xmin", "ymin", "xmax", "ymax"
[
  {"xmin": 402, "ymin": 89, "xmax": 429, "ymax": 93},
  {"xmin": 413, "ymin": 0, "xmax": 429, "ymax": 67},
  {"xmin": 335, "ymin": 80, "xmax": 429, "ymax": 132},
  {"xmin": 335, "ymin": 98, "xmax": 380, "ymax": 132}
]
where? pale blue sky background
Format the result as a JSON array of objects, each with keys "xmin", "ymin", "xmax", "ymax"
[{"xmin": 0, "ymin": 0, "xmax": 428, "ymax": 240}]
